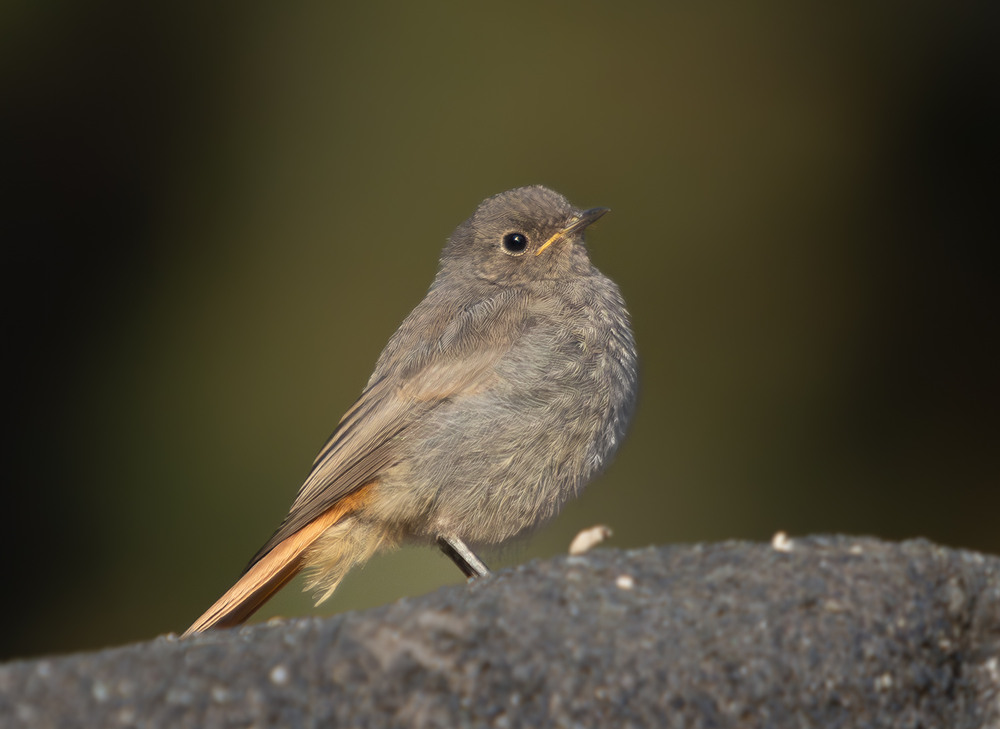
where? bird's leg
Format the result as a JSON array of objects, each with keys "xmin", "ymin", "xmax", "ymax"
[{"xmin": 436, "ymin": 535, "xmax": 491, "ymax": 579}]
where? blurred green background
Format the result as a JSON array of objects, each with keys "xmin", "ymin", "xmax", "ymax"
[{"xmin": 3, "ymin": 2, "xmax": 997, "ymax": 661}]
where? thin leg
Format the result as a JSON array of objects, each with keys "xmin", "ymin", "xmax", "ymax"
[{"xmin": 436, "ymin": 535, "xmax": 491, "ymax": 579}]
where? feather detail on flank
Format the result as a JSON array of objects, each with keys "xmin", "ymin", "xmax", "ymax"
[{"xmin": 303, "ymin": 516, "xmax": 401, "ymax": 604}]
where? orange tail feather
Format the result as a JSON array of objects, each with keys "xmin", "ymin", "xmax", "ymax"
[{"xmin": 182, "ymin": 484, "xmax": 373, "ymax": 636}]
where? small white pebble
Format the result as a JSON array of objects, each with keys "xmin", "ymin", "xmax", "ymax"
[
  {"xmin": 874, "ymin": 672, "xmax": 893, "ymax": 691},
  {"xmin": 91, "ymin": 681, "xmax": 110, "ymax": 702},
  {"xmin": 269, "ymin": 664, "xmax": 289, "ymax": 686},
  {"xmin": 983, "ymin": 657, "xmax": 999, "ymax": 681},
  {"xmin": 849, "ymin": 543, "xmax": 864, "ymax": 555},
  {"xmin": 616, "ymin": 574, "xmax": 635, "ymax": 590},
  {"xmin": 569, "ymin": 525, "xmax": 613, "ymax": 555},
  {"xmin": 771, "ymin": 531, "xmax": 793, "ymax": 552}
]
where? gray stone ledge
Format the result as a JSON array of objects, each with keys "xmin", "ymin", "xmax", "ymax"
[{"xmin": 2, "ymin": 536, "xmax": 999, "ymax": 728}]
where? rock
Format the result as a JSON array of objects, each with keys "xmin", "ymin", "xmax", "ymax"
[{"xmin": 1, "ymin": 536, "xmax": 998, "ymax": 728}]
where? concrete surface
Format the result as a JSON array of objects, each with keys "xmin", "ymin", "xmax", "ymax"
[{"xmin": 1, "ymin": 536, "xmax": 998, "ymax": 728}]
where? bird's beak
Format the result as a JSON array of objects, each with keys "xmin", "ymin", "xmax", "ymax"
[{"xmin": 535, "ymin": 207, "xmax": 610, "ymax": 256}]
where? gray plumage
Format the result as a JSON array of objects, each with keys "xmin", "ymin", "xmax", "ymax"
[{"xmin": 184, "ymin": 185, "xmax": 638, "ymax": 633}]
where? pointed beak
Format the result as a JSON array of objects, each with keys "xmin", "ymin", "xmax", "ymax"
[{"xmin": 535, "ymin": 206, "xmax": 610, "ymax": 256}]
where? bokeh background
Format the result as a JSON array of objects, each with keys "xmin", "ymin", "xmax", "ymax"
[{"xmin": 3, "ymin": 2, "xmax": 997, "ymax": 661}]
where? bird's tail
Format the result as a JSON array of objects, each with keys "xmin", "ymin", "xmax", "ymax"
[{"xmin": 182, "ymin": 484, "xmax": 385, "ymax": 636}]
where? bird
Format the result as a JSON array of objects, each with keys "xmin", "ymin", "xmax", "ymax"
[{"xmin": 183, "ymin": 185, "xmax": 638, "ymax": 635}]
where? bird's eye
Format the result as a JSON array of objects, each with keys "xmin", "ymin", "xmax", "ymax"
[{"xmin": 502, "ymin": 232, "xmax": 528, "ymax": 255}]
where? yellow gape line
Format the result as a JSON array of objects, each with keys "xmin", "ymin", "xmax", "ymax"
[{"xmin": 535, "ymin": 230, "xmax": 564, "ymax": 256}]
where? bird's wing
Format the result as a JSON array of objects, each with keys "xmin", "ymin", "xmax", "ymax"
[
  {"xmin": 183, "ymin": 336, "xmax": 509, "ymax": 636},
  {"xmin": 244, "ymin": 289, "xmax": 527, "ymax": 570}
]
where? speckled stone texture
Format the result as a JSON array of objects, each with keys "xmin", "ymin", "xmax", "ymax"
[{"xmin": 2, "ymin": 537, "xmax": 999, "ymax": 728}]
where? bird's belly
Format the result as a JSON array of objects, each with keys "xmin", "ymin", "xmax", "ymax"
[{"xmin": 374, "ymin": 366, "xmax": 628, "ymax": 545}]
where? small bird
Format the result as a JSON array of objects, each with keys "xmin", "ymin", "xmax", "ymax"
[{"xmin": 183, "ymin": 186, "xmax": 638, "ymax": 635}]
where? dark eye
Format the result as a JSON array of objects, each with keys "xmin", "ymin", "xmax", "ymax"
[{"xmin": 502, "ymin": 232, "xmax": 528, "ymax": 255}]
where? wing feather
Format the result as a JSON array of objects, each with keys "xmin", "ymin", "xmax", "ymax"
[{"xmin": 244, "ymin": 289, "xmax": 525, "ymax": 570}]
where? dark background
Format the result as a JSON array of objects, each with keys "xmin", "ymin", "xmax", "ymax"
[{"xmin": 2, "ymin": 2, "xmax": 997, "ymax": 661}]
